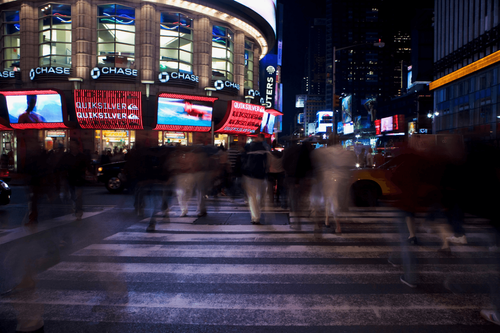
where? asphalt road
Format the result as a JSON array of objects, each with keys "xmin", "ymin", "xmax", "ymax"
[{"xmin": 0, "ymin": 185, "xmax": 499, "ymax": 332}]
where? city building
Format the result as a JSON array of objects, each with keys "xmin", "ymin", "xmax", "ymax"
[
  {"xmin": 0, "ymin": 0, "xmax": 277, "ymax": 171},
  {"xmin": 430, "ymin": 0, "xmax": 500, "ymax": 144}
]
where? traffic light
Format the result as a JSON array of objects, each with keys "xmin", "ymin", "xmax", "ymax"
[{"xmin": 334, "ymin": 95, "xmax": 340, "ymax": 108}]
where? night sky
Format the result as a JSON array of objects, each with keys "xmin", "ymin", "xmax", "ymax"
[{"xmin": 279, "ymin": 0, "xmax": 326, "ymax": 136}]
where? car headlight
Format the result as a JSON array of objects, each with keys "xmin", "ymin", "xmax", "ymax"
[
  {"xmin": 98, "ymin": 167, "xmax": 103, "ymax": 172},
  {"xmin": 1, "ymin": 182, "xmax": 9, "ymax": 190}
]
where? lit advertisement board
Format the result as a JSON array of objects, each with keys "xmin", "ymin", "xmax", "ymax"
[
  {"xmin": 216, "ymin": 101, "xmax": 264, "ymax": 134},
  {"xmin": 0, "ymin": 90, "xmax": 67, "ymax": 129},
  {"xmin": 342, "ymin": 95, "xmax": 352, "ymax": 123},
  {"xmin": 296, "ymin": 94, "xmax": 306, "ymax": 108},
  {"xmin": 337, "ymin": 122, "xmax": 343, "ymax": 134},
  {"xmin": 381, "ymin": 116, "xmax": 393, "ymax": 132},
  {"xmin": 343, "ymin": 122, "xmax": 354, "ymax": 135},
  {"xmin": 74, "ymin": 90, "xmax": 142, "ymax": 129},
  {"xmin": 155, "ymin": 93, "xmax": 218, "ymax": 132},
  {"xmin": 260, "ymin": 108, "xmax": 282, "ymax": 135},
  {"xmin": 316, "ymin": 111, "xmax": 333, "ymax": 133},
  {"xmin": 234, "ymin": 0, "xmax": 276, "ymax": 34}
]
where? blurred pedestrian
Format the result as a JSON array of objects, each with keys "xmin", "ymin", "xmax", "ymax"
[
  {"xmin": 242, "ymin": 134, "xmax": 269, "ymax": 224},
  {"xmin": 61, "ymin": 138, "xmax": 90, "ymax": 221}
]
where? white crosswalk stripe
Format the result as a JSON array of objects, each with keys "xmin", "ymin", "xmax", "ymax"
[{"xmin": 0, "ymin": 206, "xmax": 499, "ymax": 331}]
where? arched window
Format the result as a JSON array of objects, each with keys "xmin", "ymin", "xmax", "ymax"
[
  {"xmin": 39, "ymin": 4, "xmax": 72, "ymax": 67},
  {"xmin": 212, "ymin": 25, "xmax": 234, "ymax": 81},
  {"xmin": 97, "ymin": 4, "xmax": 135, "ymax": 68},
  {"xmin": 160, "ymin": 13, "xmax": 193, "ymax": 73},
  {"xmin": 1, "ymin": 10, "xmax": 20, "ymax": 71}
]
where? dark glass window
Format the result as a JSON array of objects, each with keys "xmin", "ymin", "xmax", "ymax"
[{"xmin": 2, "ymin": 10, "xmax": 20, "ymax": 71}]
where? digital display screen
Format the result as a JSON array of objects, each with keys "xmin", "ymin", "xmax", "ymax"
[
  {"xmin": 234, "ymin": 0, "xmax": 276, "ymax": 34},
  {"xmin": 74, "ymin": 90, "xmax": 143, "ymax": 129},
  {"xmin": 260, "ymin": 111, "xmax": 276, "ymax": 135},
  {"xmin": 342, "ymin": 95, "xmax": 352, "ymax": 123},
  {"xmin": 155, "ymin": 93, "xmax": 217, "ymax": 132},
  {"xmin": 216, "ymin": 101, "xmax": 264, "ymax": 134},
  {"xmin": 316, "ymin": 111, "xmax": 333, "ymax": 133},
  {"xmin": 381, "ymin": 116, "xmax": 393, "ymax": 132},
  {"xmin": 343, "ymin": 122, "xmax": 354, "ymax": 135},
  {"xmin": 0, "ymin": 90, "xmax": 66, "ymax": 129}
]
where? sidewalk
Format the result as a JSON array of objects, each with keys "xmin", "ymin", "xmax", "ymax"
[{"xmin": 6, "ymin": 173, "xmax": 100, "ymax": 187}]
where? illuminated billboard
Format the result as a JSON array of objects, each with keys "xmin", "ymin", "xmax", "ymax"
[
  {"xmin": 155, "ymin": 93, "xmax": 218, "ymax": 132},
  {"xmin": 260, "ymin": 109, "xmax": 282, "ymax": 136},
  {"xmin": 216, "ymin": 101, "xmax": 264, "ymax": 134},
  {"xmin": 234, "ymin": 0, "xmax": 276, "ymax": 34},
  {"xmin": 74, "ymin": 90, "xmax": 142, "ymax": 129},
  {"xmin": 381, "ymin": 116, "xmax": 393, "ymax": 132},
  {"xmin": 316, "ymin": 111, "xmax": 333, "ymax": 133},
  {"xmin": 342, "ymin": 95, "xmax": 352, "ymax": 123},
  {"xmin": 1, "ymin": 90, "xmax": 67, "ymax": 129}
]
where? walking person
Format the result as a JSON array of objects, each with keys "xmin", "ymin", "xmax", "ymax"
[
  {"xmin": 242, "ymin": 134, "xmax": 269, "ymax": 224},
  {"xmin": 62, "ymin": 139, "xmax": 90, "ymax": 221}
]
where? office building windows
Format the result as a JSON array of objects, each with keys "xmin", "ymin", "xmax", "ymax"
[
  {"xmin": 212, "ymin": 25, "xmax": 234, "ymax": 81},
  {"xmin": 2, "ymin": 10, "xmax": 20, "ymax": 71},
  {"xmin": 160, "ymin": 13, "xmax": 193, "ymax": 73}
]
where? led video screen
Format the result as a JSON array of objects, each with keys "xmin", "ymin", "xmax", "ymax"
[
  {"xmin": 0, "ymin": 90, "xmax": 66, "ymax": 129},
  {"xmin": 156, "ymin": 93, "xmax": 217, "ymax": 132},
  {"xmin": 260, "ymin": 111, "xmax": 276, "ymax": 135}
]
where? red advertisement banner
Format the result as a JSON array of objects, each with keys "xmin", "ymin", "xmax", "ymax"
[
  {"xmin": 216, "ymin": 101, "xmax": 265, "ymax": 134},
  {"xmin": 74, "ymin": 90, "xmax": 143, "ymax": 129}
]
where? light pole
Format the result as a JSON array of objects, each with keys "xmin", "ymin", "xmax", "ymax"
[{"xmin": 332, "ymin": 41, "xmax": 384, "ymax": 135}]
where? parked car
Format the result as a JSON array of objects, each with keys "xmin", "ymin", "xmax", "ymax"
[
  {"xmin": 0, "ymin": 168, "xmax": 11, "ymax": 182},
  {"xmin": 0, "ymin": 179, "xmax": 11, "ymax": 205},
  {"xmin": 97, "ymin": 146, "xmax": 177, "ymax": 194},
  {"xmin": 97, "ymin": 161, "xmax": 127, "ymax": 193}
]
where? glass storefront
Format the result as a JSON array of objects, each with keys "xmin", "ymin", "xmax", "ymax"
[
  {"xmin": 158, "ymin": 131, "xmax": 191, "ymax": 146},
  {"xmin": 44, "ymin": 129, "xmax": 69, "ymax": 151},
  {"xmin": 214, "ymin": 133, "xmax": 228, "ymax": 148},
  {"xmin": 1, "ymin": 131, "xmax": 14, "ymax": 170},
  {"xmin": 95, "ymin": 130, "xmax": 135, "ymax": 154}
]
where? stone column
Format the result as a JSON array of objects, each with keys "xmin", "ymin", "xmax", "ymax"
[
  {"xmin": 73, "ymin": 0, "xmax": 92, "ymax": 82},
  {"xmin": 234, "ymin": 31, "xmax": 245, "ymax": 98},
  {"xmin": 193, "ymin": 16, "xmax": 211, "ymax": 92},
  {"xmin": 20, "ymin": 2, "xmax": 37, "ymax": 84},
  {"xmin": 139, "ymin": 3, "xmax": 156, "ymax": 83}
]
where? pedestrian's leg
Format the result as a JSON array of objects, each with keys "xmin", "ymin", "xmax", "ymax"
[
  {"xmin": 399, "ymin": 212, "xmax": 418, "ymax": 287},
  {"xmin": 196, "ymin": 172, "xmax": 207, "ymax": 216},
  {"xmin": 74, "ymin": 186, "xmax": 83, "ymax": 220}
]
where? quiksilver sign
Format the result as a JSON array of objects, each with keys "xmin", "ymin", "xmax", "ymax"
[
  {"xmin": 90, "ymin": 67, "xmax": 138, "ymax": 79},
  {"xmin": 158, "ymin": 72, "xmax": 199, "ymax": 83},
  {"xmin": 30, "ymin": 67, "xmax": 70, "ymax": 80}
]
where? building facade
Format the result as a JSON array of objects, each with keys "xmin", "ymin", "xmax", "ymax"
[
  {"xmin": 430, "ymin": 0, "xmax": 500, "ymax": 143},
  {"xmin": 0, "ymin": 0, "xmax": 276, "ymax": 171}
]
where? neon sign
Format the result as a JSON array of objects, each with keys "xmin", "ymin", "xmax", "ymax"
[
  {"xmin": 74, "ymin": 90, "xmax": 143, "ymax": 129},
  {"xmin": 213, "ymin": 79, "xmax": 240, "ymax": 92},
  {"xmin": 158, "ymin": 72, "xmax": 199, "ymax": 84},
  {"xmin": 29, "ymin": 67, "xmax": 70, "ymax": 80},
  {"xmin": 216, "ymin": 101, "xmax": 264, "ymax": 134},
  {"xmin": 90, "ymin": 67, "xmax": 138, "ymax": 79}
]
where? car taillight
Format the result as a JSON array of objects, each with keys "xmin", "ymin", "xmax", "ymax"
[{"xmin": 0, "ymin": 170, "xmax": 8, "ymax": 177}]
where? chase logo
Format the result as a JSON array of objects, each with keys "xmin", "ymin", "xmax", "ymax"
[
  {"xmin": 158, "ymin": 72, "xmax": 170, "ymax": 83},
  {"xmin": 29, "ymin": 69, "xmax": 35, "ymax": 81},
  {"xmin": 128, "ymin": 114, "xmax": 139, "ymax": 120},
  {"xmin": 214, "ymin": 80, "xmax": 224, "ymax": 90},
  {"xmin": 266, "ymin": 66, "xmax": 276, "ymax": 75},
  {"xmin": 127, "ymin": 104, "xmax": 139, "ymax": 111},
  {"xmin": 90, "ymin": 67, "xmax": 101, "ymax": 79}
]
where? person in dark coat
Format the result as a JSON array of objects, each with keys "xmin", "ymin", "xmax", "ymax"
[
  {"xmin": 61, "ymin": 138, "xmax": 90, "ymax": 220},
  {"xmin": 241, "ymin": 134, "xmax": 269, "ymax": 224}
]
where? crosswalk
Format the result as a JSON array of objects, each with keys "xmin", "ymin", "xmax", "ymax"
[{"xmin": 1, "ymin": 200, "xmax": 500, "ymax": 331}]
